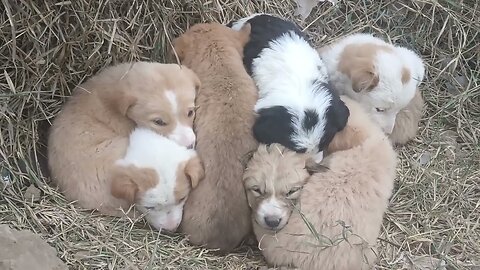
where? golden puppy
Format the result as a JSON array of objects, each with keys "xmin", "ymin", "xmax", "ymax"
[
  {"xmin": 244, "ymin": 96, "xmax": 397, "ymax": 269},
  {"xmin": 48, "ymin": 62, "xmax": 200, "ymax": 217},
  {"xmin": 172, "ymin": 23, "xmax": 259, "ymax": 251}
]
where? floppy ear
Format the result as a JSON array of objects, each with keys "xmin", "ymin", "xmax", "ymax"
[
  {"xmin": 401, "ymin": 67, "xmax": 411, "ymax": 85},
  {"xmin": 184, "ymin": 156, "xmax": 205, "ymax": 188},
  {"xmin": 116, "ymin": 92, "xmax": 137, "ymax": 116},
  {"xmin": 172, "ymin": 34, "xmax": 192, "ymax": 63},
  {"xmin": 110, "ymin": 166, "xmax": 138, "ymax": 204},
  {"xmin": 98, "ymin": 85, "xmax": 137, "ymax": 116},
  {"xmin": 110, "ymin": 164, "xmax": 158, "ymax": 203},
  {"xmin": 236, "ymin": 23, "xmax": 251, "ymax": 47},
  {"xmin": 351, "ymin": 62, "xmax": 379, "ymax": 92}
]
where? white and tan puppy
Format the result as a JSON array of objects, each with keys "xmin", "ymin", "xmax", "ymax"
[
  {"xmin": 244, "ymin": 96, "xmax": 397, "ymax": 269},
  {"xmin": 319, "ymin": 33, "xmax": 425, "ymax": 144},
  {"xmin": 110, "ymin": 128, "xmax": 204, "ymax": 231},
  {"xmin": 48, "ymin": 62, "xmax": 200, "ymax": 217}
]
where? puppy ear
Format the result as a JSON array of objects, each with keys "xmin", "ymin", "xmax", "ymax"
[
  {"xmin": 401, "ymin": 67, "xmax": 411, "ymax": 85},
  {"xmin": 110, "ymin": 164, "xmax": 158, "ymax": 203},
  {"xmin": 237, "ymin": 23, "xmax": 251, "ymax": 47},
  {"xmin": 184, "ymin": 156, "xmax": 205, "ymax": 188},
  {"xmin": 351, "ymin": 63, "xmax": 379, "ymax": 92},
  {"xmin": 172, "ymin": 34, "xmax": 191, "ymax": 63},
  {"xmin": 110, "ymin": 166, "xmax": 138, "ymax": 204},
  {"xmin": 117, "ymin": 92, "xmax": 137, "ymax": 116}
]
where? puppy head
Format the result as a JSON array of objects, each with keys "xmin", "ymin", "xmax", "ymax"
[
  {"xmin": 339, "ymin": 43, "xmax": 418, "ymax": 134},
  {"xmin": 243, "ymin": 144, "xmax": 310, "ymax": 231},
  {"xmin": 115, "ymin": 63, "xmax": 200, "ymax": 148},
  {"xmin": 111, "ymin": 155, "xmax": 204, "ymax": 232},
  {"xmin": 171, "ymin": 22, "xmax": 251, "ymax": 64}
]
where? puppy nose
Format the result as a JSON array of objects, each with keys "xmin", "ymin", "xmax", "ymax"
[
  {"xmin": 264, "ymin": 216, "xmax": 282, "ymax": 228},
  {"xmin": 187, "ymin": 143, "xmax": 195, "ymax": 149}
]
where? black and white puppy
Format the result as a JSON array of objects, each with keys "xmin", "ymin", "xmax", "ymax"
[{"xmin": 228, "ymin": 14, "xmax": 349, "ymax": 162}]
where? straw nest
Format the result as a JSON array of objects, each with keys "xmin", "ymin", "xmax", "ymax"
[{"xmin": 0, "ymin": 0, "xmax": 479, "ymax": 269}]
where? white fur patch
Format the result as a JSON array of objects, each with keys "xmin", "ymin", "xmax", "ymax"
[
  {"xmin": 230, "ymin": 13, "xmax": 265, "ymax": 31},
  {"xmin": 116, "ymin": 128, "xmax": 197, "ymax": 231},
  {"xmin": 165, "ymin": 91, "xmax": 177, "ymax": 114},
  {"xmin": 168, "ymin": 124, "xmax": 196, "ymax": 148},
  {"xmin": 256, "ymin": 196, "xmax": 289, "ymax": 230}
]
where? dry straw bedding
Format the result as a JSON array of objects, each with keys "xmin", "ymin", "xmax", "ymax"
[{"xmin": 0, "ymin": 0, "xmax": 479, "ymax": 269}]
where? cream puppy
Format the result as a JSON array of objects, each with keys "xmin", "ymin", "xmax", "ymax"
[
  {"xmin": 244, "ymin": 96, "xmax": 397, "ymax": 269},
  {"xmin": 110, "ymin": 128, "xmax": 204, "ymax": 231},
  {"xmin": 319, "ymin": 33, "xmax": 425, "ymax": 143}
]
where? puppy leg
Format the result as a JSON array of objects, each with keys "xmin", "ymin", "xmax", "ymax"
[{"xmin": 390, "ymin": 90, "xmax": 424, "ymax": 145}]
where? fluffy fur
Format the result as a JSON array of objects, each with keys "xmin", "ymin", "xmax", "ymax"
[
  {"xmin": 229, "ymin": 14, "xmax": 349, "ymax": 162},
  {"xmin": 172, "ymin": 23, "xmax": 259, "ymax": 251},
  {"xmin": 243, "ymin": 96, "xmax": 397, "ymax": 269},
  {"xmin": 48, "ymin": 62, "xmax": 200, "ymax": 216},
  {"xmin": 110, "ymin": 128, "xmax": 204, "ymax": 231},
  {"xmin": 318, "ymin": 33, "xmax": 425, "ymax": 144}
]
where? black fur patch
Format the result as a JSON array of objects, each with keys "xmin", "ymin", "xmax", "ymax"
[
  {"xmin": 317, "ymin": 94, "xmax": 350, "ymax": 151},
  {"xmin": 302, "ymin": 109, "xmax": 319, "ymax": 131},
  {"xmin": 238, "ymin": 14, "xmax": 308, "ymax": 74},
  {"xmin": 253, "ymin": 106, "xmax": 306, "ymax": 153}
]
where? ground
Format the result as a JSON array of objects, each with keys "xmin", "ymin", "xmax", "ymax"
[{"xmin": 0, "ymin": 0, "xmax": 479, "ymax": 269}]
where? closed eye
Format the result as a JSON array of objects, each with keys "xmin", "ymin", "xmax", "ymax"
[
  {"xmin": 250, "ymin": 186, "xmax": 263, "ymax": 196},
  {"xmin": 144, "ymin": 206, "xmax": 155, "ymax": 210},
  {"xmin": 375, "ymin": 108, "xmax": 386, "ymax": 113},
  {"xmin": 286, "ymin": 186, "xmax": 302, "ymax": 197},
  {"xmin": 153, "ymin": 118, "xmax": 167, "ymax": 126}
]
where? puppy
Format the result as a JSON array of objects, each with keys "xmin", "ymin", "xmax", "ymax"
[
  {"xmin": 244, "ymin": 96, "xmax": 397, "ymax": 269},
  {"xmin": 110, "ymin": 128, "xmax": 204, "ymax": 231},
  {"xmin": 48, "ymin": 62, "xmax": 200, "ymax": 216},
  {"xmin": 318, "ymin": 33, "xmax": 425, "ymax": 144},
  {"xmin": 228, "ymin": 14, "xmax": 349, "ymax": 163},
  {"xmin": 172, "ymin": 23, "xmax": 259, "ymax": 251}
]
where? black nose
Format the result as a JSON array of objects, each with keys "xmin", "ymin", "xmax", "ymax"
[
  {"xmin": 264, "ymin": 216, "xmax": 281, "ymax": 228},
  {"xmin": 187, "ymin": 143, "xmax": 194, "ymax": 149}
]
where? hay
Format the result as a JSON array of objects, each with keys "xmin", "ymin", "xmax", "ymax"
[{"xmin": 0, "ymin": 0, "xmax": 478, "ymax": 269}]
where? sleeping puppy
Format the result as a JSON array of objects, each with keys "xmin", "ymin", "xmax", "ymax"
[
  {"xmin": 48, "ymin": 62, "xmax": 200, "ymax": 217},
  {"xmin": 110, "ymin": 128, "xmax": 204, "ymax": 232},
  {"xmin": 172, "ymin": 23, "xmax": 259, "ymax": 251},
  {"xmin": 228, "ymin": 14, "xmax": 349, "ymax": 163},
  {"xmin": 243, "ymin": 96, "xmax": 397, "ymax": 269},
  {"xmin": 318, "ymin": 33, "xmax": 425, "ymax": 145}
]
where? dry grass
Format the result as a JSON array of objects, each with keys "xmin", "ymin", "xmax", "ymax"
[{"xmin": 0, "ymin": 0, "xmax": 479, "ymax": 269}]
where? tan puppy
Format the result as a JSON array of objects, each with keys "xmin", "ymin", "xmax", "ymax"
[
  {"xmin": 244, "ymin": 96, "xmax": 397, "ymax": 269},
  {"xmin": 48, "ymin": 62, "xmax": 200, "ymax": 217},
  {"xmin": 172, "ymin": 23, "xmax": 259, "ymax": 251}
]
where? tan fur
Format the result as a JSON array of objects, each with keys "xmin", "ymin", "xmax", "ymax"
[
  {"xmin": 110, "ymin": 165, "xmax": 158, "ymax": 204},
  {"xmin": 174, "ymin": 156, "xmax": 205, "ymax": 201},
  {"xmin": 173, "ymin": 23, "xmax": 259, "ymax": 251},
  {"xmin": 390, "ymin": 89, "xmax": 424, "ymax": 145},
  {"xmin": 401, "ymin": 67, "xmax": 411, "ymax": 84},
  {"xmin": 244, "ymin": 96, "xmax": 397, "ymax": 269},
  {"xmin": 338, "ymin": 44, "xmax": 393, "ymax": 92},
  {"xmin": 48, "ymin": 62, "xmax": 200, "ymax": 216}
]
